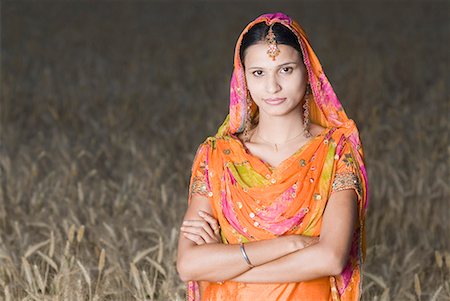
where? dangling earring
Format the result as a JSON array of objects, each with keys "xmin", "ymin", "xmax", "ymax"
[
  {"xmin": 303, "ymin": 84, "xmax": 312, "ymax": 138},
  {"xmin": 243, "ymin": 92, "xmax": 253, "ymax": 142}
]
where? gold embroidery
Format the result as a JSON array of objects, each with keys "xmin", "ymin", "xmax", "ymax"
[
  {"xmin": 191, "ymin": 175, "xmax": 210, "ymax": 197},
  {"xmin": 332, "ymin": 172, "xmax": 361, "ymax": 195}
]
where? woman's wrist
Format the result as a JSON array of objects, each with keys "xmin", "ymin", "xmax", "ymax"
[{"xmin": 239, "ymin": 243, "xmax": 256, "ymax": 268}]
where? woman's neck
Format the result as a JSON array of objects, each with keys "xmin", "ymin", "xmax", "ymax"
[{"xmin": 255, "ymin": 109, "xmax": 306, "ymax": 144}]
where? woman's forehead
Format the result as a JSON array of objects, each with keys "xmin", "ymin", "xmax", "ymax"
[{"xmin": 243, "ymin": 43, "xmax": 302, "ymax": 69}]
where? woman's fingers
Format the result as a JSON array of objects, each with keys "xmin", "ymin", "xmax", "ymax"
[
  {"xmin": 181, "ymin": 211, "xmax": 222, "ymax": 243},
  {"xmin": 180, "ymin": 225, "xmax": 209, "ymax": 240},
  {"xmin": 198, "ymin": 211, "xmax": 222, "ymax": 242},
  {"xmin": 182, "ymin": 232, "xmax": 205, "ymax": 245},
  {"xmin": 181, "ymin": 224, "xmax": 221, "ymax": 244},
  {"xmin": 198, "ymin": 211, "xmax": 221, "ymax": 234},
  {"xmin": 182, "ymin": 220, "xmax": 216, "ymax": 241},
  {"xmin": 181, "ymin": 223, "xmax": 218, "ymax": 244},
  {"xmin": 180, "ymin": 211, "xmax": 222, "ymax": 244}
]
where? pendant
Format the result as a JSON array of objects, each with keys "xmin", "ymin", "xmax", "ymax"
[{"xmin": 274, "ymin": 144, "xmax": 278, "ymax": 152}]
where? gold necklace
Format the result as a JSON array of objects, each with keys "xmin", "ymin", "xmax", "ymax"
[{"xmin": 254, "ymin": 127, "xmax": 305, "ymax": 152}]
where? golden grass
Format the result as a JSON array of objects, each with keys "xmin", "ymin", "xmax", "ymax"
[{"xmin": 0, "ymin": 1, "xmax": 448, "ymax": 300}]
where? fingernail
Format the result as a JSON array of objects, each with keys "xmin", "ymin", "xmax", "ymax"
[{"xmin": 198, "ymin": 211, "xmax": 205, "ymax": 216}]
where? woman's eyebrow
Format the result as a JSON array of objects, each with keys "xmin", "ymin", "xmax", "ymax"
[{"xmin": 247, "ymin": 62, "xmax": 297, "ymax": 70}]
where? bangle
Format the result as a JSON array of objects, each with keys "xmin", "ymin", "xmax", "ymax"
[{"xmin": 239, "ymin": 243, "xmax": 255, "ymax": 268}]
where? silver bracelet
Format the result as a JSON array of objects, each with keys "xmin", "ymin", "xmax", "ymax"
[{"xmin": 239, "ymin": 243, "xmax": 255, "ymax": 268}]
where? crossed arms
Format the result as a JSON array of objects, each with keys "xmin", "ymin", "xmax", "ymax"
[{"xmin": 176, "ymin": 189, "xmax": 357, "ymax": 283}]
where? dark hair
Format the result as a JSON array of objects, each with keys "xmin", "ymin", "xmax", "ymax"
[{"xmin": 239, "ymin": 22, "xmax": 303, "ymax": 66}]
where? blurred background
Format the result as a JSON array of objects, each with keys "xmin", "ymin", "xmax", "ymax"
[{"xmin": 1, "ymin": 1, "xmax": 448, "ymax": 300}]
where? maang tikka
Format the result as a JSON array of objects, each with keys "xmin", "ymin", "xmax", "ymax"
[{"xmin": 265, "ymin": 23, "xmax": 280, "ymax": 61}]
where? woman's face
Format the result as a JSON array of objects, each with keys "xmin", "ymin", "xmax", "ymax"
[{"xmin": 243, "ymin": 42, "xmax": 308, "ymax": 117}]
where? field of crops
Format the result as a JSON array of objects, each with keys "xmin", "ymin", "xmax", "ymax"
[{"xmin": 1, "ymin": 1, "xmax": 448, "ymax": 300}]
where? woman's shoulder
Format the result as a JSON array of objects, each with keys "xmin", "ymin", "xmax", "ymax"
[{"xmin": 195, "ymin": 135, "xmax": 230, "ymax": 152}]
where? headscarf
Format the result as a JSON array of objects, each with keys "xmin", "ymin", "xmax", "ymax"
[{"xmin": 186, "ymin": 12, "xmax": 369, "ymax": 301}]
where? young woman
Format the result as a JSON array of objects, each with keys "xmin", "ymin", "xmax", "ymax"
[{"xmin": 177, "ymin": 12, "xmax": 369, "ymax": 301}]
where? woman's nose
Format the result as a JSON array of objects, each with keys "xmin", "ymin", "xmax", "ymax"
[{"xmin": 265, "ymin": 74, "xmax": 281, "ymax": 94}]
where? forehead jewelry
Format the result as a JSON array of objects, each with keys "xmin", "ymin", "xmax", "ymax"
[{"xmin": 265, "ymin": 23, "xmax": 280, "ymax": 61}]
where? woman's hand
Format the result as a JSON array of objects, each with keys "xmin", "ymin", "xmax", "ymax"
[{"xmin": 180, "ymin": 210, "xmax": 222, "ymax": 245}]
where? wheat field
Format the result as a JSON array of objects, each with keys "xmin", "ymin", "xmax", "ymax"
[{"xmin": 0, "ymin": 1, "xmax": 448, "ymax": 300}]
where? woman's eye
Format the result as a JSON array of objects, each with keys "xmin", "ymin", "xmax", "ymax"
[
  {"xmin": 252, "ymin": 70, "xmax": 263, "ymax": 76},
  {"xmin": 281, "ymin": 67, "xmax": 293, "ymax": 73}
]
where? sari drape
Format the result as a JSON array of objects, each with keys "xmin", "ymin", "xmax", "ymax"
[{"xmin": 185, "ymin": 12, "xmax": 369, "ymax": 301}]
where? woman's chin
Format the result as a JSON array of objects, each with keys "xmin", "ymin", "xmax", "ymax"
[
  {"xmin": 259, "ymin": 102, "xmax": 301, "ymax": 117},
  {"xmin": 260, "ymin": 107, "xmax": 296, "ymax": 117}
]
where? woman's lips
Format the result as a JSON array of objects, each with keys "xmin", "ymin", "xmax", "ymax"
[{"xmin": 264, "ymin": 97, "xmax": 287, "ymax": 105}]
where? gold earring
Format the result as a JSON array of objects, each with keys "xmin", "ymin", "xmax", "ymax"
[
  {"xmin": 243, "ymin": 93, "xmax": 252, "ymax": 142},
  {"xmin": 303, "ymin": 84, "xmax": 312, "ymax": 138}
]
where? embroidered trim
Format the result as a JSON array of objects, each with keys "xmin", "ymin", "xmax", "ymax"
[
  {"xmin": 191, "ymin": 176, "xmax": 211, "ymax": 197},
  {"xmin": 332, "ymin": 172, "xmax": 361, "ymax": 195}
]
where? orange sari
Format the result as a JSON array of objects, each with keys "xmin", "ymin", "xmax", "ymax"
[{"xmin": 185, "ymin": 12, "xmax": 369, "ymax": 301}]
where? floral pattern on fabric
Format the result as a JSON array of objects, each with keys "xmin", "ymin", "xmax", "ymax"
[
  {"xmin": 188, "ymin": 143, "xmax": 213, "ymax": 203},
  {"xmin": 331, "ymin": 138, "xmax": 362, "ymax": 197}
]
